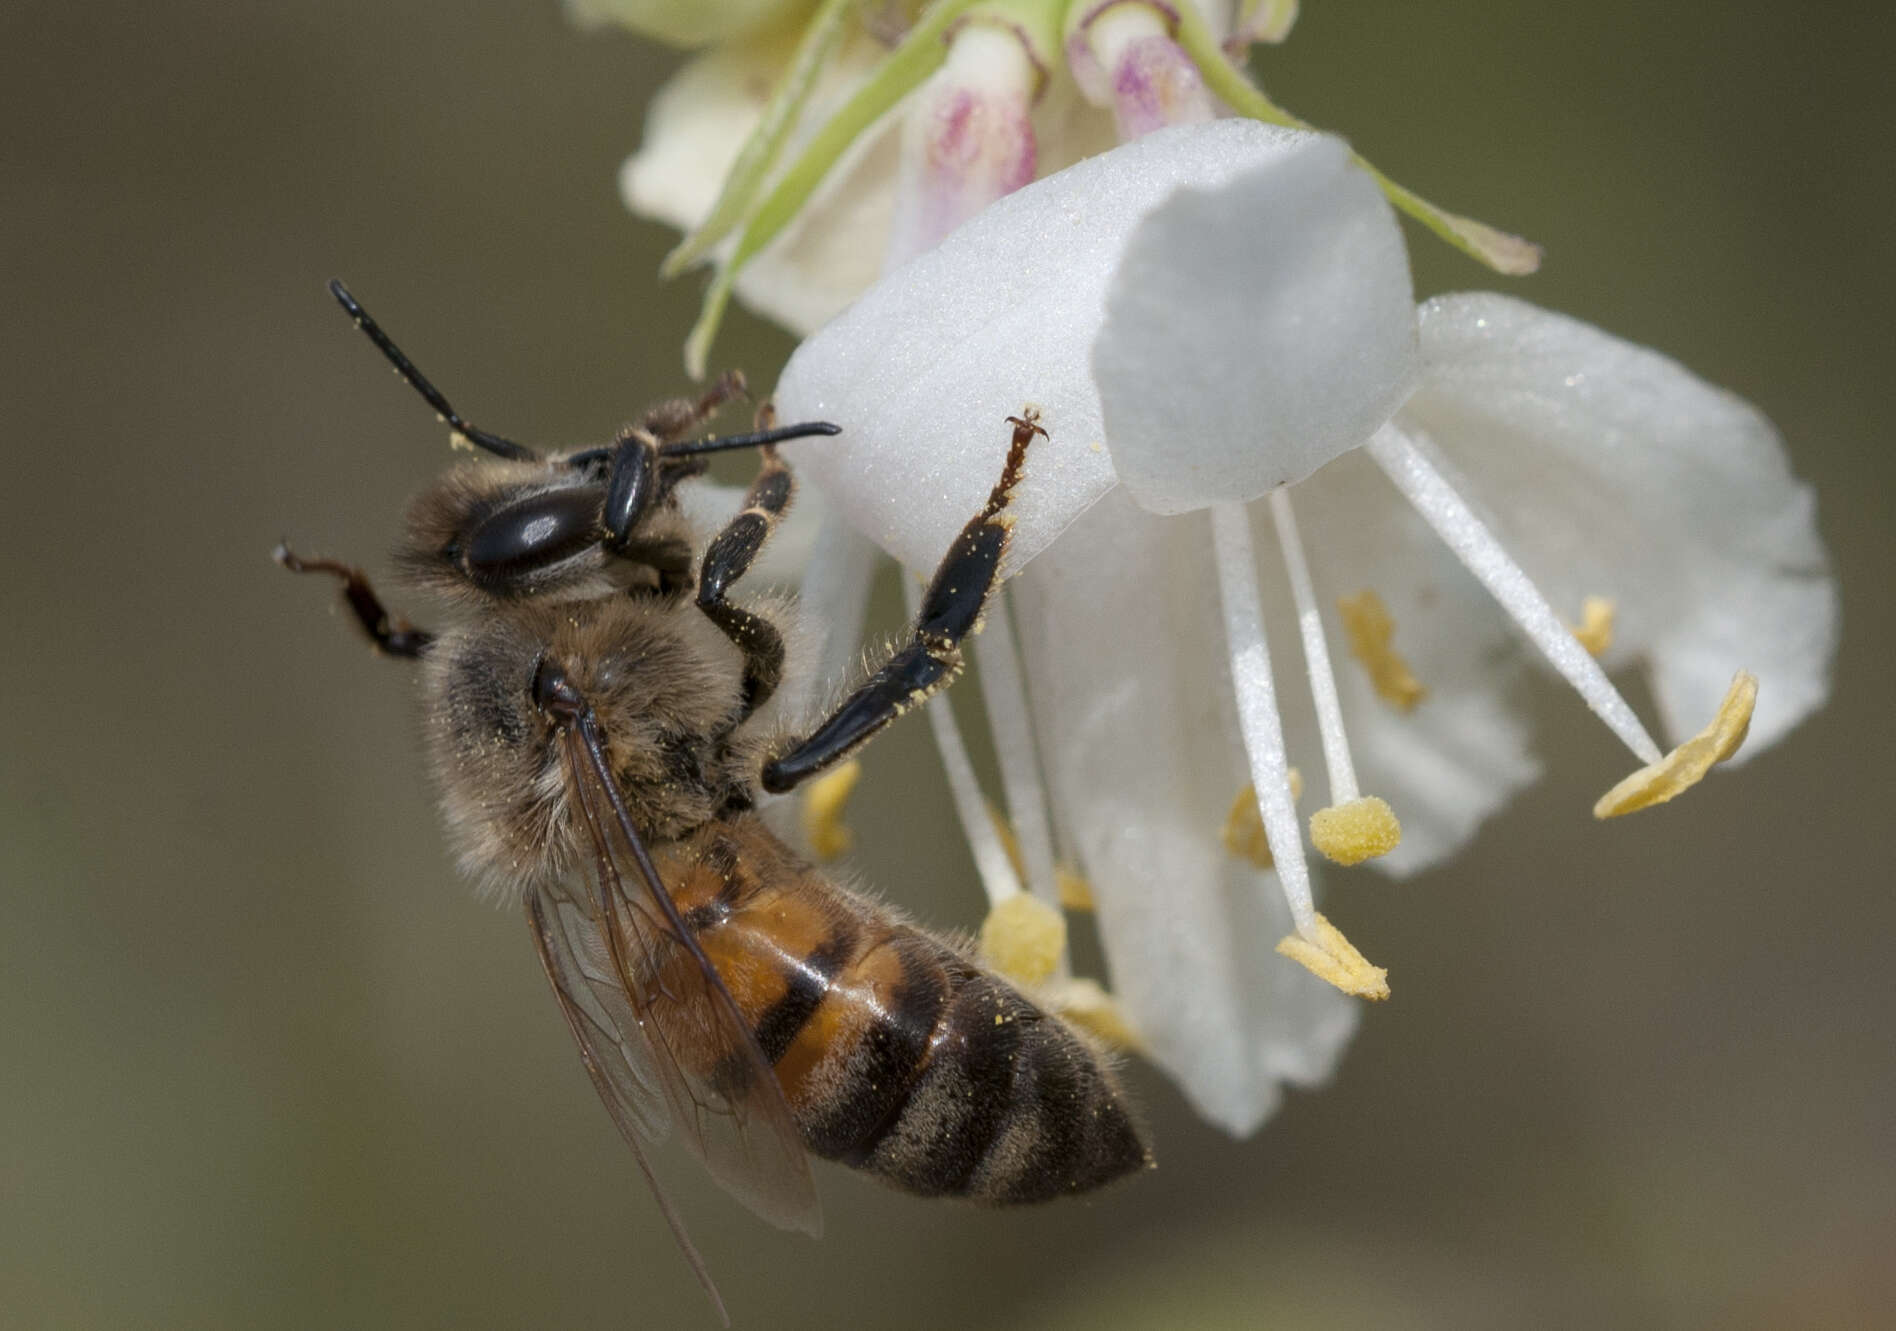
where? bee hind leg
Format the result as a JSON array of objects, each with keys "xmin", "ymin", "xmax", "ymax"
[
  {"xmin": 759, "ymin": 411, "xmax": 1043, "ymax": 794},
  {"xmin": 274, "ymin": 544, "xmax": 433, "ymax": 658}
]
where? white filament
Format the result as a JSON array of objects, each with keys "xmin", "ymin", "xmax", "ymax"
[
  {"xmin": 1210, "ymin": 501, "xmax": 1319, "ymax": 938},
  {"xmin": 903, "ymin": 576, "xmax": 1024, "ymax": 906},
  {"xmin": 972, "ymin": 589, "xmax": 1062, "ymax": 912},
  {"xmin": 1267, "ymin": 486, "xmax": 1359, "ymax": 805},
  {"xmin": 785, "ymin": 516, "xmax": 879, "ymax": 729},
  {"xmin": 1365, "ymin": 425, "xmax": 1662, "ymax": 764}
]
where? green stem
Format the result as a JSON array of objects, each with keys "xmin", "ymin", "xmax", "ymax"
[{"xmin": 1170, "ymin": 1, "xmax": 1541, "ymax": 275}]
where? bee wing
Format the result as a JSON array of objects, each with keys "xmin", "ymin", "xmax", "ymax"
[
  {"xmin": 545, "ymin": 715, "xmax": 823, "ymax": 1238},
  {"xmin": 528, "ymin": 886, "xmax": 730, "ymax": 1326}
]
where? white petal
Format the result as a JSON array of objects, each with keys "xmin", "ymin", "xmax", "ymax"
[
  {"xmin": 775, "ymin": 120, "xmax": 1348, "ymax": 574},
  {"xmin": 1403, "ymin": 293, "xmax": 1836, "ymax": 754},
  {"xmin": 621, "ymin": 40, "xmax": 784, "ymax": 234},
  {"xmin": 1011, "ymin": 489, "xmax": 1359, "ymax": 1135},
  {"xmin": 1093, "ymin": 133, "xmax": 1416, "ymax": 514},
  {"xmin": 1277, "ymin": 450, "xmax": 1541, "ymax": 875}
]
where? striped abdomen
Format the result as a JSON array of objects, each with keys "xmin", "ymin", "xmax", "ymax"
[{"xmin": 649, "ymin": 817, "xmax": 1150, "ymax": 1204}]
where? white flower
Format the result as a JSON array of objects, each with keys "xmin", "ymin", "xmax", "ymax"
[
  {"xmin": 770, "ymin": 120, "xmax": 1837, "ymax": 1133},
  {"xmin": 594, "ymin": 0, "xmax": 1538, "ymax": 375}
]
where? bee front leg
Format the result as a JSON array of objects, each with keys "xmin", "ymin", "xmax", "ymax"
[
  {"xmin": 696, "ymin": 440, "xmax": 793, "ymax": 713},
  {"xmin": 275, "ymin": 544, "xmax": 433, "ymax": 659},
  {"xmin": 759, "ymin": 411, "xmax": 1043, "ymax": 794}
]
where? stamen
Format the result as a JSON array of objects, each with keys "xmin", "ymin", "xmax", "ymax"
[
  {"xmin": 1366, "ymin": 426, "xmax": 1663, "ymax": 765},
  {"xmin": 1571, "ymin": 595, "xmax": 1616, "ymax": 658},
  {"xmin": 979, "ymin": 893, "xmax": 1067, "ymax": 986},
  {"xmin": 1269, "ymin": 487, "xmax": 1406, "ymax": 866},
  {"xmin": 1056, "ymin": 866, "xmax": 1096, "ymax": 911},
  {"xmin": 1337, "ymin": 589, "xmax": 1427, "ymax": 712},
  {"xmin": 991, "ymin": 799, "xmax": 1095, "ymax": 909},
  {"xmin": 903, "ymin": 576, "xmax": 1025, "ymax": 909},
  {"xmin": 1274, "ymin": 913, "xmax": 1390, "ymax": 1001},
  {"xmin": 1216, "ymin": 501, "xmax": 1387, "ymax": 1000},
  {"xmin": 1209, "ymin": 502, "xmax": 1316, "ymax": 936},
  {"xmin": 973, "ymin": 591, "xmax": 1062, "ymax": 910},
  {"xmin": 800, "ymin": 758, "xmax": 861, "ymax": 861},
  {"xmin": 1268, "ymin": 488, "xmax": 1361, "ymax": 799},
  {"xmin": 1222, "ymin": 770, "xmax": 1303, "ymax": 869},
  {"xmin": 1595, "ymin": 672, "xmax": 1757, "ymax": 818}
]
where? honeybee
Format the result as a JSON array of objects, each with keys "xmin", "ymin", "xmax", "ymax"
[{"xmin": 280, "ymin": 282, "xmax": 1149, "ymax": 1321}]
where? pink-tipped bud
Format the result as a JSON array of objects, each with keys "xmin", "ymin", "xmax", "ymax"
[
  {"xmin": 1069, "ymin": 2, "xmax": 1215, "ymax": 141},
  {"xmin": 887, "ymin": 23, "xmax": 1041, "ymax": 268}
]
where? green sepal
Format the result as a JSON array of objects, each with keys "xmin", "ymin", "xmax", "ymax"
[
  {"xmin": 684, "ymin": 0, "xmax": 985, "ymax": 375},
  {"xmin": 660, "ymin": 0, "xmax": 856, "ymax": 278}
]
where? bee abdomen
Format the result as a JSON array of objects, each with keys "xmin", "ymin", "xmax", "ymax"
[{"xmin": 797, "ymin": 931, "xmax": 1149, "ymax": 1204}]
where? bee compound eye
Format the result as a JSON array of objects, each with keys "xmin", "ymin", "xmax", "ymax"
[{"xmin": 462, "ymin": 487, "xmax": 601, "ymax": 585}]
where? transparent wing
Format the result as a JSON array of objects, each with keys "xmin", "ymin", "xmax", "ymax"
[
  {"xmin": 528, "ymin": 888, "xmax": 729, "ymax": 1326},
  {"xmin": 540, "ymin": 714, "xmax": 822, "ymax": 1238}
]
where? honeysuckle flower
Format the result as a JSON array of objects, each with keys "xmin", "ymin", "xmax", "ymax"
[
  {"xmin": 590, "ymin": 0, "xmax": 1540, "ymax": 376},
  {"xmin": 768, "ymin": 120, "xmax": 1836, "ymax": 1133}
]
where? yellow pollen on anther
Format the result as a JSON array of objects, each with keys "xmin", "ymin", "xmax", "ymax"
[
  {"xmin": 1594, "ymin": 671, "xmax": 1759, "ymax": 818},
  {"xmin": 1338, "ymin": 589, "xmax": 1426, "ymax": 711},
  {"xmin": 980, "ymin": 893, "xmax": 1068, "ymax": 987},
  {"xmin": 1571, "ymin": 595, "xmax": 1616, "ymax": 657},
  {"xmin": 1309, "ymin": 796, "xmax": 1402, "ymax": 866},
  {"xmin": 1042, "ymin": 977, "xmax": 1145, "ymax": 1051},
  {"xmin": 799, "ymin": 757, "xmax": 861, "ymax": 860},
  {"xmin": 1275, "ymin": 913, "xmax": 1389, "ymax": 1000},
  {"xmin": 1055, "ymin": 865, "xmax": 1095, "ymax": 911},
  {"xmin": 1222, "ymin": 769, "xmax": 1304, "ymax": 868}
]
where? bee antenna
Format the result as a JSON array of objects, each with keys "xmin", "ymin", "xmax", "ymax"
[
  {"xmin": 659, "ymin": 420, "xmax": 842, "ymax": 459},
  {"xmin": 328, "ymin": 279, "xmax": 541, "ymax": 462}
]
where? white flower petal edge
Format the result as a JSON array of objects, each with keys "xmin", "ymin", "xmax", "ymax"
[
  {"xmin": 1403, "ymin": 293, "xmax": 1837, "ymax": 753},
  {"xmin": 774, "ymin": 120, "xmax": 1373, "ymax": 573}
]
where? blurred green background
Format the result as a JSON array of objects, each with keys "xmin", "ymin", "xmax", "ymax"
[{"xmin": 2, "ymin": 1, "xmax": 1890, "ymax": 1327}]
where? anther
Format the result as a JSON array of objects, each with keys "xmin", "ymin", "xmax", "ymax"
[
  {"xmin": 1275, "ymin": 912, "xmax": 1390, "ymax": 1000},
  {"xmin": 800, "ymin": 758, "xmax": 861, "ymax": 860},
  {"xmin": 980, "ymin": 893, "xmax": 1067, "ymax": 987},
  {"xmin": 1337, "ymin": 588, "xmax": 1426, "ymax": 712},
  {"xmin": 1223, "ymin": 770, "xmax": 1303, "ymax": 869},
  {"xmin": 1595, "ymin": 672, "xmax": 1757, "ymax": 818},
  {"xmin": 1270, "ymin": 487, "xmax": 1404, "ymax": 865},
  {"xmin": 1571, "ymin": 595, "xmax": 1616, "ymax": 658}
]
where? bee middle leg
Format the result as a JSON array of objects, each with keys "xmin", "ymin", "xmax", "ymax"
[
  {"xmin": 696, "ymin": 439, "xmax": 794, "ymax": 712},
  {"xmin": 274, "ymin": 544, "xmax": 433, "ymax": 658},
  {"xmin": 759, "ymin": 411, "xmax": 1043, "ymax": 794}
]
